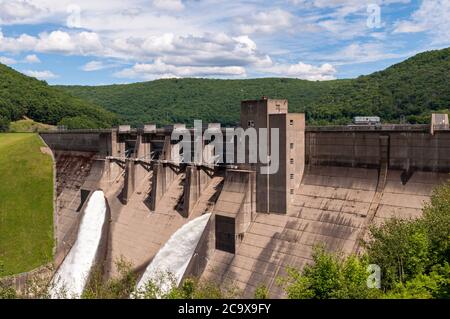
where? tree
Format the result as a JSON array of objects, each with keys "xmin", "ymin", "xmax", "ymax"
[
  {"xmin": 58, "ymin": 116, "xmax": 100, "ymax": 129},
  {"xmin": 0, "ymin": 116, "xmax": 9, "ymax": 132},
  {"xmin": 365, "ymin": 219, "xmax": 430, "ymax": 289},
  {"xmin": 421, "ymin": 182, "xmax": 450, "ymax": 266},
  {"xmin": 279, "ymin": 246, "xmax": 380, "ymax": 299},
  {"xmin": 279, "ymin": 182, "xmax": 450, "ymax": 299}
]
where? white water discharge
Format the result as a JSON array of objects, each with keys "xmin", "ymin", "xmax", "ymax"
[
  {"xmin": 135, "ymin": 213, "xmax": 211, "ymax": 296},
  {"xmin": 50, "ymin": 190, "xmax": 107, "ymax": 299}
]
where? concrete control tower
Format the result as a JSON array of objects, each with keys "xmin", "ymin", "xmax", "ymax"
[{"xmin": 240, "ymin": 97, "xmax": 305, "ymax": 214}]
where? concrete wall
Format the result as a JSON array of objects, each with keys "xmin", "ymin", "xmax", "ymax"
[
  {"xmin": 214, "ymin": 170, "xmax": 256, "ymax": 254},
  {"xmin": 305, "ymin": 128, "xmax": 450, "ymax": 173},
  {"xmin": 149, "ymin": 163, "xmax": 177, "ymax": 211},
  {"xmin": 288, "ymin": 113, "xmax": 305, "ymax": 201},
  {"xmin": 41, "ymin": 132, "xmax": 113, "ymax": 155},
  {"xmin": 389, "ymin": 131, "xmax": 450, "ymax": 172},
  {"xmin": 182, "ymin": 166, "xmax": 212, "ymax": 217},
  {"xmin": 267, "ymin": 113, "xmax": 305, "ymax": 213}
]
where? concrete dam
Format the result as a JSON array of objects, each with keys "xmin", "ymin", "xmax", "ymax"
[{"xmin": 40, "ymin": 98, "xmax": 450, "ymax": 298}]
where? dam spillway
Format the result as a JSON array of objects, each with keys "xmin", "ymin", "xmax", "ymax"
[
  {"xmin": 40, "ymin": 98, "xmax": 450, "ymax": 298},
  {"xmin": 135, "ymin": 213, "xmax": 212, "ymax": 296},
  {"xmin": 50, "ymin": 190, "xmax": 107, "ymax": 298}
]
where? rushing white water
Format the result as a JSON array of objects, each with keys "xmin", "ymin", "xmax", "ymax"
[
  {"xmin": 50, "ymin": 190, "xmax": 107, "ymax": 299},
  {"xmin": 135, "ymin": 213, "xmax": 211, "ymax": 296}
]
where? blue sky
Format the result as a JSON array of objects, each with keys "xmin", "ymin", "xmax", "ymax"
[{"xmin": 0, "ymin": 0, "xmax": 448, "ymax": 85}]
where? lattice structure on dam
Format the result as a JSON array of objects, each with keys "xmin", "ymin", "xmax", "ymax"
[{"xmin": 40, "ymin": 97, "xmax": 450, "ymax": 298}]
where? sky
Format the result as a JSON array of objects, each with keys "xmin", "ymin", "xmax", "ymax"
[{"xmin": 0, "ymin": 0, "xmax": 448, "ymax": 85}]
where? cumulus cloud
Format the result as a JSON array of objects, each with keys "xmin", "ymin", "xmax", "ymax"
[
  {"xmin": 2, "ymin": 0, "xmax": 416, "ymax": 82},
  {"xmin": 237, "ymin": 9, "xmax": 293, "ymax": 34},
  {"xmin": 0, "ymin": 31, "xmax": 37, "ymax": 52},
  {"xmin": 115, "ymin": 59, "xmax": 246, "ymax": 80},
  {"xmin": 24, "ymin": 54, "xmax": 40, "ymax": 63},
  {"xmin": 262, "ymin": 61, "xmax": 337, "ymax": 80},
  {"xmin": 24, "ymin": 69, "xmax": 58, "ymax": 80},
  {"xmin": 36, "ymin": 31, "xmax": 103, "ymax": 54},
  {"xmin": 109, "ymin": 32, "xmax": 273, "ymax": 69},
  {"xmin": 0, "ymin": 30, "xmax": 103, "ymax": 55},
  {"xmin": 0, "ymin": 29, "xmax": 273, "ymax": 70},
  {"xmin": 0, "ymin": 56, "xmax": 16, "ymax": 65}
]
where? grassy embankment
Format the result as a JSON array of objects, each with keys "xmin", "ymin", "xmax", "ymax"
[
  {"xmin": 8, "ymin": 118, "xmax": 55, "ymax": 133},
  {"xmin": 0, "ymin": 133, "xmax": 54, "ymax": 276}
]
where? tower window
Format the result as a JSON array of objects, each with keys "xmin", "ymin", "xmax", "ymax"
[
  {"xmin": 290, "ymin": 143, "xmax": 294, "ymax": 149},
  {"xmin": 290, "ymin": 189, "xmax": 294, "ymax": 195},
  {"xmin": 290, "ymin": 159, "xmax": 294, "ymax": 164},
  {"xmin": 290, "ymin": 120, "xmax": 294, "ymax": 125},
  {"xmin": 290, "ymin": 174, "xmax": 294, "ymax": 180},
  {"xmin": 247, "ymin": 120, "xmax": 255, "ymax": 128}
]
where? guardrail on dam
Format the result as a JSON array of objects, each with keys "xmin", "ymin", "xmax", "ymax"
[{"xmin": 40, "ymin": 98, "xmax": 449, "ymax": 298}]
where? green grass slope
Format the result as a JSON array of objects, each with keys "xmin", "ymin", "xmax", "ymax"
[
  {"xmin": 59, "ymin": 47, "xmax": 450, "ymax": 126},
  {"xmin": 0, "ymin": 133, "xmax": 54, "ymax": 276},
  {"xmin": 0, "ymin": 63, "xmax": 117, "ymax": 130},
  {"xmin": 9, "ymin": 118, "xmax": 56, "ymax": 133}
]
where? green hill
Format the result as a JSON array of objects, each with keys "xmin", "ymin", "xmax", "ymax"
[
  {"xmin": 0, "ymin": 133, "xmax": 53, "ymax": 276},
  {"xmin": 58, "ymin": 47, "xmax": 450, "ymax": 126},
  {"xmin": 0, "ymin": 63, "xmax": 118, "ymax": 130}
]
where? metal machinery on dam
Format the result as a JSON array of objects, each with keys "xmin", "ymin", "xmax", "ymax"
[{"xmin": 40, "ymin": 97, "xmax": 450, "ymax": 298}]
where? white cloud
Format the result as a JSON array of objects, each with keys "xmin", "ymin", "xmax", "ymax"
[
  {"xmin": 35, "ymin": 31, "xmax": 103, "ymax": 55},
  {"xmin": 237, "ymin": 9, "xmax": 293, "ymax": 34},
  {"xmin": 153, "ymin": 0, "xmax": 184, "ymax": 11},
  {"xmin": 317, "ymin": 18, "xmax": 367, "ymax": 39},
  {"xmin": 262, "ymin": 61, "xmax": 337, "ymax": 80},
  {"xmin": 24, "ymin": 69, "xmax": 58, "ymax": 80},
  {"xmin": 394, "ymin": 22, "xmax": 427, "ymax": 33},
  {"xmin": 0, "ymin": 56, "xmax": 16, "ymax": 64},
  {"xmin": 0, "ymin": 30, "xmax": 103, "ymax": 55},
  {"xmin": 81, "ymin": 60, "xmax": 112, "ymax": 71},
  {"xmin": 35, "ymin": 30, "xmax": 76, "ymax": 52},
  {"xmin": 323, "ymin": 42, "xmax": 408, "ymax": 65},
  {"xmin": 24, "ymin": 54, "xmax": 40, "ymax": 63},
  {"xmin": 393, "ymin": 0, "xmax": 450, "ymax": 44},
  {"xmin": 0, "ymin": 0, "xmax": 427, "ymax": 82},
  {"xmin": 110, "ymin": 32, "xmax": 272, "ymax": 68},
  {"xmin": 115, "ymin": 58, "xmax": 246, "ymax": 80},
  {"xmin": 0, "ymin": 0, "xmax": 46, "ymax": 24},
  {"xmin": 0, "ymin": 31, "xmax": 37, "ymax": 52},
  {"xmin": 287, "ymin": 0, "xmax": 412, "ymax": 39},
  {"xmin": 0, "ymin": 29, "xmax": 271, "ymax": 69},
  {"xmin": 290, "ymin": 0, "xmax": 410, "ymax": 11}
]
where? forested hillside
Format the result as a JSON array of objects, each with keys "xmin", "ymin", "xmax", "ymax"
[
  {"xmin": 59, "ymin": 47, "xmax": 450, "ymax": 126},
  {"xmin": 0, "ymin": 63, "xmax": 117, "ymax": 130}
]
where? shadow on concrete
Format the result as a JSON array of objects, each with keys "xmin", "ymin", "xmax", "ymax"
[
  {"xmin": 241, "ymin": 206, "xmax": 358, "ymax": 298},
  {"xmin": 175, "ymin": 176, "xmax": 187, "ymax": 216},
  {"xmin": 116, "ymin": 187, "xmax": 127, "ymax": 205}
]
